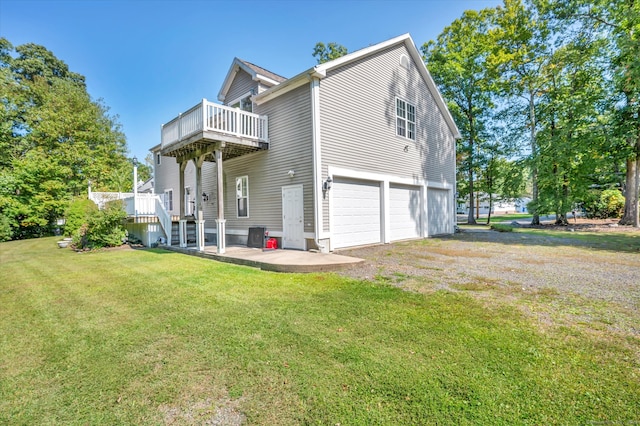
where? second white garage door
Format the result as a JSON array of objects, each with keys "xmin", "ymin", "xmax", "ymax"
[
  {"xmin": 389, "ymin": 184, "xmax": 422, "ymax": 241},
  {"xmin": 427, "ymin": 187, "xmax": 453, "ymax": 236},
  {"xmin": 332, "ymin": 178, "xmax": 381, "ymax": 249}
]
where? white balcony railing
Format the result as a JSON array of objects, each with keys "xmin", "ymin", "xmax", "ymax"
[{"xmin": 161, "ymin": 99, "xmax": 268, "ymax": 150}]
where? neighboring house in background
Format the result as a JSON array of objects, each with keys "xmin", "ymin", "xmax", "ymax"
[
  {"xmin": 145, "ymin": 33, "xmax": 459, "ymax": 253},
  {"xmin": 457, "ymin": 196, "xmax": 530, "ymax": 216}
]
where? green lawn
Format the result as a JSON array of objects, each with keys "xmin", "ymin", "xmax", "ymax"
[{"xmin": 1, "ymin": 237, "xmax": 638, "ymax": 424}]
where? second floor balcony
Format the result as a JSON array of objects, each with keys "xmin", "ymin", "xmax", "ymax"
[{"xmin": 161, "ymin": 99, "xmax": 269, "ymax": 162}]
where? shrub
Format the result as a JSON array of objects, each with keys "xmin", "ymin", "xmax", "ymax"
[
  {"xmin": 72, "ymin": 201, "xmax": 127, "ymax": 250},
  {"xmin": 0, "ymin": 214, "xmax": 12, "ymax": 242},
  {"xmin": 583, "ymin": 189, "xmax": 624, "ymax": 219},
  {"xmin": 64, "ymin": 198, "xmax": 98, "ymax": 237}
]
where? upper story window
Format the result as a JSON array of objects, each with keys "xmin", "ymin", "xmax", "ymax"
[
  {"xmin": 156, "ymin": 153, "xmax": 161, "ymax": 165},
  {"xmin": 396, "ymin": 98, "xmax": 416, "ymax": 140},
  {"xmin": 236, "ymin": 176, "xmax": 249, "ymax": 218},
  {"xmin": 230, "ymin": 93, "xmax": 253, "ymax": 113}
]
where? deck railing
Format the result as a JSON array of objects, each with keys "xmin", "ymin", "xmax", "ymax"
[
  {"xmin": 89, "ymin": 191, "xmax": 172, "ymax": 245},
  {"xmin": 161, "ymin": 99, "xmax": 268, "ymax": 150},
  {"xmin": 123, "ymin": 193, "xmax": 159, "ymax": 217}
]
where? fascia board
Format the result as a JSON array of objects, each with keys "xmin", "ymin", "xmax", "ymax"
[
  {"xmin": 217, "ymin": 58, "xmax": 244, "ymax": 102},
  {"xmin": 253, "ymin": 68, "xmax": 325, "ymax": 105}
]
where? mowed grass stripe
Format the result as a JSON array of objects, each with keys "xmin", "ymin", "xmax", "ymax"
[{"xmin": 0, "ymin": 237, "xmax": 638, "ymax": 424}]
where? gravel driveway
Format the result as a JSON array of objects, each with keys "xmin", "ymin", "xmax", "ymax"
[{"xmin": 337, "ymin": 229, "xmax": 640, "ymax": 334}]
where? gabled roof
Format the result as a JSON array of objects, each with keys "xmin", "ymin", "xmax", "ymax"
[
  {"xmin": 253, "ymin": 33, "xmax": 461, "ymax": 139},
  {"xmin": 217, "ymin": 58, "xmax": 287, "ymax": 102}
]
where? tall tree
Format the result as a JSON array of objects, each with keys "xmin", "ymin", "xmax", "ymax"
[
  {"xmin": 489, "ymin": 0, "xmax": 553, "ymax": 225},
  {"xmin": 0, "ymin": 38, "xmax": 131, "ymax": 239},
  {"xmin": 422, "ymin": 8, "xmax": 496, "ymax": 224},
  {"xmin": 544, "ymin": 0, "xmax": 640, "ymax": 226}
]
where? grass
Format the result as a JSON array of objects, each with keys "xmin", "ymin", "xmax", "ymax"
[
  {"xmin": 490, "ymin": 223, "xmax": 514, "ymax": 232},
  {"xmin": 1, "ymin": 237, "xmax": 639, "ymax": 424},
  {"xmin": 513, "ymin": 227, "xmax": 640, "ymax": 252}
]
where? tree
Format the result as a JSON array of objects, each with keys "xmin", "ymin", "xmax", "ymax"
[
  {"xmin": 0, "ymin": 38, "xmax": 131, "ymax": 239},
  {"xmin": 312, "ymin": 42, "xmax": 348, "ymax": 64},
  {"xmin": 423, "ymin": 8, "xmax": 496, "ymax": 224},
  {"xmin": 543, "ymin": 0, "xmax": 640, "ymax": 226},
  {"xmin": 489, "ymin": 0, "xmax": 553, "ymax": 225}
]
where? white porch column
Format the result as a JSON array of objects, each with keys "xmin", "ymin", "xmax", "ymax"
[
  {"xmin": 196, "ymin": 219, "xmax": 205, "ymax": 252},
  {"xmin": 179, "ymin": 219, "xmax": 187, "ymax": 248},
  {"xmin": 193, "ymin": 155, "xmax": 205, "ymax": 251},
  {"xmin": 215, "ymin": 149, "xmax": 225, "ymax": 254},
  {"xmin": 215, "ymin": 219, "xmax": 226, "ymax": 253}
]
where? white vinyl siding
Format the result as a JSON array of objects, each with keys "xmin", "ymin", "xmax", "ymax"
[
  {"xmin": 332, "ymin": 178, "xmax": 382, "ymax": 249},
  {"xmin": 319, "ymin": 44, "xmax": 456, "ymax": 234},
  {"xmin": 389, "ymin": 184, "xmax": 421, "ymax": 241},
  {"xmin": 221, "ymin": 84, "xmax": 315, "ymax": 235}
]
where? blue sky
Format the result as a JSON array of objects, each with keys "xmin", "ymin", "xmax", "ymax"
[{"xmin": 0, "ymin": 0, "xmax": 501, "ymax": 162}]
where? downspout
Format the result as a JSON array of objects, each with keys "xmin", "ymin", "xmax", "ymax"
[{"xmin": 310, "ymin": 74, "xmax": 326, "ymax": 252}]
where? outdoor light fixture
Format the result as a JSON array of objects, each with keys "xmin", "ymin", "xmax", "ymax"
[
  {"xmin": 287, "ymin": 170, "xmax": 295, "ymax": 178},
  {"xmin": 323, "ymin": 176, "xmax": 333, "ymax": 191},
  {"xmin": 202, "ymin": 192, "xmax": 209, "ymax": 202}
]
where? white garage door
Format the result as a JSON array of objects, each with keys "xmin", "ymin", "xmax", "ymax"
[
  {"xmin": 332, "ymin": 178, "xmax": 381, "ymax": 249},
  {"xmin": 427, "ymin": 188, "xmax": 453, "ymax": 236},
  {"xmin": 389, "ymin": 184, "xmax": 422, "ymax": 241}
]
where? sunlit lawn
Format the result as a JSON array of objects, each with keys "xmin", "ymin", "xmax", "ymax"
[{"xmin": 1, "ymin": 237, "xmax": 638, "ymax": 424}]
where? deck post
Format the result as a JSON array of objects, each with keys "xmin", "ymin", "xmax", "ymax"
[
  {"xmin": 215, "ymin": 149, "xmax": 225, "ymax": 254},
  {"xmin": 194, "ymin": 155, "xmax": 205, "ymax": 252},
  {"xmin": 179, "ymin": 219, "xmax": 187, "ymax": 248}
]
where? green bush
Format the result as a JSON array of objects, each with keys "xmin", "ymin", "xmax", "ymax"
[
  {"xmin": 0, "ymin": 214, "xmax": 12, "ymax": 242},
  {"xmin": 64, "ymin": 198, "xmax": 98, "ymax": 237},
  {"xmin": 72, "ymin": 201, "xmax": 127, "ymax": 250},
  {"xmin": 583, "ymin": 189, "xmax": 624, "ymax": 219}
]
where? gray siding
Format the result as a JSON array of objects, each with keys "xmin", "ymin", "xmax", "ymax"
[
  {"xmin": 319, "ymin": 44, "xmax": 456, "ymax": 230},
  {"xmin": 225, "ymin": 69, "xmax": 258, "ymax": 105},
  {"xmin": 153, "ymin": 152, "xmax": 183, "ymax": 216},
  {"xmin": 220, "ymin": 84, "xmax": 314, "ymax": 236}
]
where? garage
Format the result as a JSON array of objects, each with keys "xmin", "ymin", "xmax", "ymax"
[
  {"xmin": 389, "ymin": 184, "xmax": 422, "ymax": 241},
  {"xmin": 427, "ymin": 188, "xmax": 453, "ymax": 236},
  {"xmin": 331, "ymin": 178, "xmax": 381, "ymax": 249}
]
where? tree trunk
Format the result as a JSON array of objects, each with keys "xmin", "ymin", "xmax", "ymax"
[
  {"xmin": 529, "ymin": 93, "xmax": 540, "ymax": 225},
  {"xmin": 619, "ymin": 154, "xmax": 639, "ymax": 227}
]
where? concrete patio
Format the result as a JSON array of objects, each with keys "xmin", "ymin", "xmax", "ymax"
[{"xmin": 161, "ymin": 244, "xmax": 364, "ymax": 273}]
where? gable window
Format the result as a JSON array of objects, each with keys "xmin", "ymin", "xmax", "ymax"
[
  {"xmin": 230, "ymin": 94, "xmax": 253, "ymax": 113},
  {"xmin": 236, "ymin": 176, "xmax": 249, "ymax": 218},
  {"xmin": 396, "ymin": 98, "xmax": 416, "ymax": 140},
  {"xmin": 164, "ymin": 189, "xmax": 173, "ymax": 212}
]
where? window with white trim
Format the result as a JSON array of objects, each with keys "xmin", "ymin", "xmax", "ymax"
[
  {"xmin": 156, "ymin": 153, "xmax": 161, "ymax": 165},
  {"xmin": 236, "ymin": 176, "xmax": 249, "ymax": 218},
  {"xmin": 164, "ymin": 189, "xmax": 173, "ymax": 212},
  {"xmin": 230, "ymin": 93, "xmax": 253, "ymax": 113},
  {"xmin": 396, "ymin": 98, "xmax": 416, "ymax": 140}
]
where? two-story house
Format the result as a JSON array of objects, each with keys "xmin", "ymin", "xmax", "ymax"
[{"xmin": 150, "ymin": 33, "xmax": 459, "ymax": 253}]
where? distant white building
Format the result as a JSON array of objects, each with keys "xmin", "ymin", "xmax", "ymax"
[{"xmin": 457, "ymin": 195, "xmax": 530, "ymax": 215}]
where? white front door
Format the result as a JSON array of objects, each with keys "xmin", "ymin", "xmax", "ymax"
[{"xmin": 282, "ymin": 185, "xmax": 305, "ymax": 250}]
